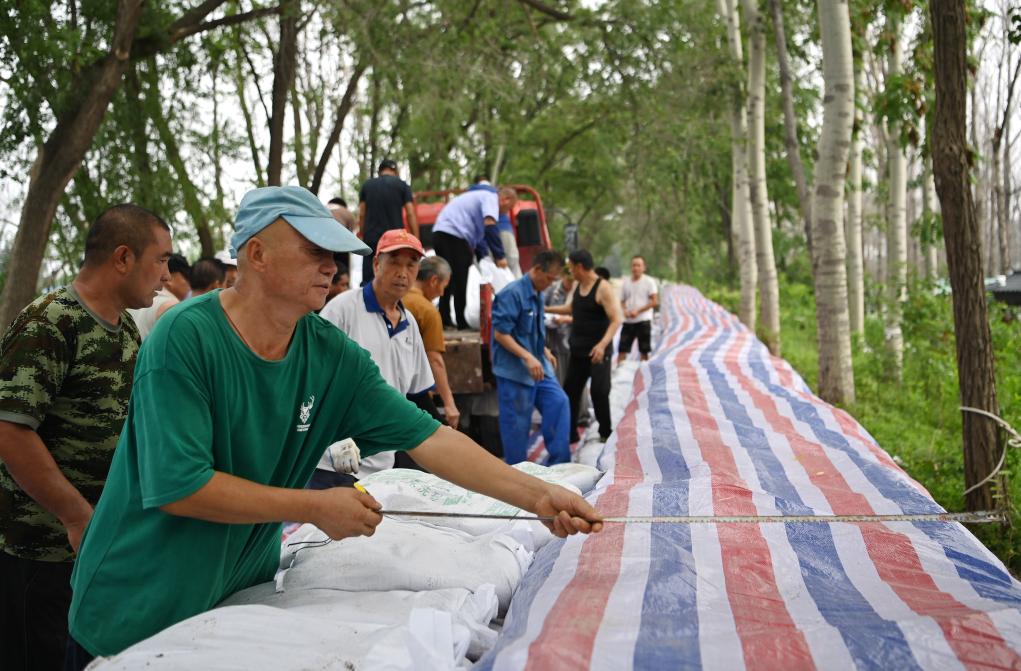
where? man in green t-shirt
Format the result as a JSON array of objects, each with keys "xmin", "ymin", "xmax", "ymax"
[
  {"xmin": 66, "ymin": 186, "xmax": 603, "ymax": 667},
  {"xmin": 0, "ymin": 204, "xmax": 173, "ymax": 671}
]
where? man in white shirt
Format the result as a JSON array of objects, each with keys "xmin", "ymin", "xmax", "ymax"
[
  {"xmin": 617, "ymin": 255, "xmax": 657, "ymax": 364},
  {"xmin": 318, "ymin": 228, "xmax": 433, "ymax": 483}
]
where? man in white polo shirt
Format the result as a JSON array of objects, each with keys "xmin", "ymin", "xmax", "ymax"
[{"xmin": 318, "ymin": 228, "xmax": 432, "ymax": 482}]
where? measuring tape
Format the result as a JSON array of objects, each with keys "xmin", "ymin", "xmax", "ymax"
[
  {"xmin": 285, "ymin": 506, "xmax": 1004, "ymax": 552},
  {"xmin": 377, "ymin": 509, "xmax": 1006, "ymax": 524},
  {"xmin": 351, "ymin": 485, "xmax": 1005, "ymax": 525}
]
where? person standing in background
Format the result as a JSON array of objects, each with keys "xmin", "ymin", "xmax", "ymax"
[
  {"xmin": 358, "ymin": 160, "xmax": 417, "ymax": 286},
  {"xmin": 327, "ymin": 197, "xmax": 356, "ymax": 283},
  {"xmin": 617, "ymin": 255, "xmax": 657, "ymax": 364},
  {"xmin": 491, "ymin": 251, "xmax": 570, "ymax": 465},
  {"xmin": 128, "ymin": 253, "xmax": 190, "ymax": 340},
  {"xmin": 544, "ymin": 265, "xmax": 574, "ymax": 387},
  {"xmin": 547, "ymin": 249, "xmax": 622, "ymax": 444},
  {"xmin": 432, "ymin": 186, "xmax": 515, "ymax": 330},
  {"xmin": 214, "ymin": 251, "xmax": 238, "ymax": 289},
  {"xmin": 404, "ymin": 256, "xmax": 460, "ymax": 430},
  {"xmin": 469, "ymin": 176, "xmax": 520, "ymax": 278}
]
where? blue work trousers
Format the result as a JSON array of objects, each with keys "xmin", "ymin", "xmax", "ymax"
[{"xmin": 496, "ymin": 375, "xmax": 571, "ymax": 465}]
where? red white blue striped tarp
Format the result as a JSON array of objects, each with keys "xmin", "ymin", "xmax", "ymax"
[{"xmin": 479, "ymin": 285, "xmax": 1021, "ymax": 670}]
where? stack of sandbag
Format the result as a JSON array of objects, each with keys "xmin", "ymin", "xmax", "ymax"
[
  {"xmin": 88, "ymin": 587, "xmax": 496, "ymax": 670},
  {"xmin": 88, "ymin": 462, "xmax": 603, "ymax": 670},
  {"xmin": 277, "ymin": 518, "xmax": 531, "ymax": 613}
]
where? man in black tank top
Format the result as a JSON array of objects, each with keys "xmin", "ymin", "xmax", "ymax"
[{"xmin": 546, "ymin": 249, "xmax": 623, "ymax": 443}]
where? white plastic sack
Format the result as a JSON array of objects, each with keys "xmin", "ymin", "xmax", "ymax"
[
  {"xmin": 514, "ymin": 462, "xmax": 603, "ymax": 494},
  {"xmin": 87, "ymin": 603, "xmax": 473, "ymax": 671},
  {"xmin": 278, "ymin": 518, "xmax": 531, "ymax": 613},
  {"xmin": 478, "ymin": 256, "xmax": 515, "ymax": 294},
  {"xmin": 356, "ymin": 464, "xmax": 601, "ymax": 548},
  {"xmin": 220, "ymin": 585, "xmax": 499, "ymax": 661},
  {"xmin": 447, "ymin": 258, "xmax": 515, "ymax": 330}
]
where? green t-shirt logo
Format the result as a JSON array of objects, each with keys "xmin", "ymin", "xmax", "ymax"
[{"xmin": 297, "ymin": 394, "xmax": 315, "ymax": 431}]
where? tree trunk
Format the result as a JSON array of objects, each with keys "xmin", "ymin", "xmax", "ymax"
[
  {"xmin": 718, "ymin": 0, "xmax": 757, "ymax": 331},
  {"xmin": 930, "ymin": 0, "xmax": 1002, "ymax": 512},
  {"xmin": 233, "ymin": 47, "xmax": 265, "ymax": 187},
  {"xmin": 267, "ymin": 0, "xmax": 298, "ymax": 186},
  {"xmin": 923, "ymin": 160, "xmax": 940, "ymax": 280},
  {"xmin": 0, "ymin": 0, "xmax": 143, "ymax": 331},
  {"xmin": 310, "ymin": 60, "xmax": 368, "ymax": 195},
  {"xmin": 811, "ymin": 0, "xmax": 855, "ymax": 405},
  {"xmin": 743, "ymin": 0, "xmax": 781, "ymax": 354},
  {"xmin": 124, "ymin": 63, "xmax": 154, "ymax": 205},
  {"xmin": 846, "ymin": 60, "xmax": 865, "ymax": 337},
  {"xmin": 885, "ymin": 14, "xmax": 907, "ymax": 378},
  {"xmin": 292, "ymin": 79, "xmax": 307, "ymax": 187},
  {"xmin": 146, "ymin": 64, "xmax": 215, "ymax": 257},
  {"xmin": 993, "ymin": 145, "xmax": 1008, "ymax": 273},
  {"xmin": 768, "ymin": 0, "xmax": 812, "ymax": 252},
  {"xmin": 1005, "ymin": 109, "xmax": 1014, "ymax": 272}
]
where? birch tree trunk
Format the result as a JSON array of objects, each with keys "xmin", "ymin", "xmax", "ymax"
[
  {"xmin": 1005, "ymin": 109, "xmax": 1014, "ymax": 271},
  {"xmin": 885, "ymin": 14, "xmax": 907, "ymax": 378},
  {"xmin": 743, "ymin": 0, "xmax": 781, "ymax": 354},
  {"xmin": 811, "ymin": 0, "xmax": 855, "ymax": 405},
  {"xmin": 930, "ymin": 0, "xmax": 1002, "ymax": 512},
  {"xmin": 718, "ymin": 0, "xmax": 757, "ymax": 330},
  {"xmin": 993, "ymin": 144, "xmax": 1007, "ymax": 272},
  {"xmin": 846, "ymin": 61, "xmax": 866, "ymax": 336},
  {"xmin": 923, "ymin": 160, "xmax": 940, "ymax": 279},
  {"xmin": 768, "ymin": 0, "xmax": 812, "ymax": 251}
]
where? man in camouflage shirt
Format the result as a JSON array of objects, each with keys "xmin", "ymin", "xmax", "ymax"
[{"xmin": 0, "ymin": 204, "xmax": 172, "ymax": 671}]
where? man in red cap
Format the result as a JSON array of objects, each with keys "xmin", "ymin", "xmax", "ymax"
[{"xmin": 318, "ymin": 228, "xmax": 433, "ymax": 481}]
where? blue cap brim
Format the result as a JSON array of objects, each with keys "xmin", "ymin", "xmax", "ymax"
[{"xmin": 282, "ymin": 214, "xmax": 372, "ymax": 256}]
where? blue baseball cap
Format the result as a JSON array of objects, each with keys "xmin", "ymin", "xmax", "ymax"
[{"xmin": 229, "ymin": 186, "xmax": 371, "ymax": 259}]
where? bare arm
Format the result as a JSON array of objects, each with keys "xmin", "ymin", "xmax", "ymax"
[
  {"xmin": 405, "ymin": 202, "xmax": 419, "ymax": 238},
  {"xmin": 408, "ymin": 426, "xmax": 602, "ymax": 537},
  {"xmin": 159, "ymin": 471, "xmax": 382, "ymax": 540},
  {"xmin": 0, "ymin": 421, "xmax": 92, "ymax": 551},
  {"xmin": 590, "ymin": 281, "xmax": 624, "ymax": 361},
  {"xmin": 426, "ymin": 350, "xmax": 459, "ymax": 428},
  {"xmin": 494, "ymin": 330, "xmax": 544, "ymax": 380}
]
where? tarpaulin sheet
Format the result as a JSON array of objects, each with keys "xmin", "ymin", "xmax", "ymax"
[{"xmin": 479, "ymin": 285, "xmax": 1021, "ymax": 670}]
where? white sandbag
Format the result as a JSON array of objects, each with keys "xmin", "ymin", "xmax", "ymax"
[
  {"xmin": 513, "ymin": 462, "xmax": 603, "ymax": 494},
  {"xmin": 278, "ymin": 518, "xmax": 531, "ymax": 613},
  {"xmin": 87, "ymin": 603, "xmax": 472, "ymax": 671},
  {"xmin": 478, "ymin": 256, "xmax": 515, "ymax": 294},
  {"xmin": 356, "ymin": 466, "xmax": 592, "ymax": 547},
  {"xmin": 448, "ymin": 259, "xmax": 514, "ymax": 329},
  {"xmin": 220, "ymin": 585, "xmax": 498, "ymax": 661}
]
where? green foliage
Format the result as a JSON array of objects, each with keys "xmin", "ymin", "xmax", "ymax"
[{"xmin": 771, "ymin": 276, "xmax": 1021, "ymax": 574}]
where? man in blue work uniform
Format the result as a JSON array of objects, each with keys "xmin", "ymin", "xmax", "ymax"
[{"xmin": 491, "ymin": 250, "xmax": 571, "ymax": 465}]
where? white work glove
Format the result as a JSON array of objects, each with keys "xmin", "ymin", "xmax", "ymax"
[{"xmin": 323, "ymin": 438, "xmax": 361, "ymax": 474}]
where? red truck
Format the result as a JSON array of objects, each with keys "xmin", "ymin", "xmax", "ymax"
[{"xmin": 409, "ymin": 185, "xmax": 553, "ymax": 452}]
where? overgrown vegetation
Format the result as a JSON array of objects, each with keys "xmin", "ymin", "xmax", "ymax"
[{"xmin": 707, "ymin": 273, "xmax": 1021, "ymax": 575}]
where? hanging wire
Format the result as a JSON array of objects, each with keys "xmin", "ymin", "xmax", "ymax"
[{"xmin": 959, "ymin": 406, "xmax": 1021, "ymax": 497}]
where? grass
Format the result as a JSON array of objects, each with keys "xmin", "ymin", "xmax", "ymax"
[{"xmin": 704, "ymin": 277, "xmax": 1021, "ymax": 574}]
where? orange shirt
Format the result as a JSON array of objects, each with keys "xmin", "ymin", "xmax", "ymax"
[{"xmin": 404, "ymin": 287, "xmax": 445, "ymax": 353}]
